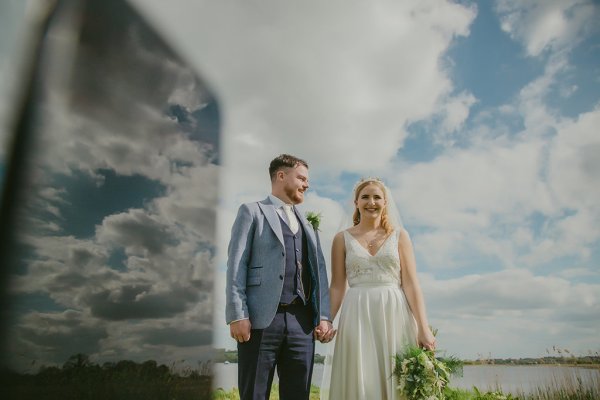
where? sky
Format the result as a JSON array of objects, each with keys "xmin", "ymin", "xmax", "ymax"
[{"xmin": 1, "ymin": 0, "xmax": 599, "ymax": 366}]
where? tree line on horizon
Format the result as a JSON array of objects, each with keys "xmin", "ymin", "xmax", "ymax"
[{"xmin": 0, "ymin": 353, "xmax": 212, "ymax": 399}]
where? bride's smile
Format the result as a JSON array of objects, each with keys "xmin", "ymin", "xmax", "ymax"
[{"xmin": 355, "ymin": 185, "xmax": 387, "ymax": 220}]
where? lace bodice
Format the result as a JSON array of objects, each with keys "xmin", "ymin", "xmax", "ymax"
[{"xmin": 343, "ymin": 230, "xmax": 401, "ymax": 287}]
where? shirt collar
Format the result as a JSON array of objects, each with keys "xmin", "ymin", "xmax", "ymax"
[{"xmin": 268, "ymin": 194, "xmax": 291, "ymax": 209}]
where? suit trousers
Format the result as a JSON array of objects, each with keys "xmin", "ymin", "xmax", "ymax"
[{"xmin": 237, "ymin": 303, "xmax": 315, "ymax": 400}]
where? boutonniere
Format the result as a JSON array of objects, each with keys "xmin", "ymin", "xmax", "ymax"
[{"xmin": 305, "ymin": 211, "xmax": 322, "ymax": 231}]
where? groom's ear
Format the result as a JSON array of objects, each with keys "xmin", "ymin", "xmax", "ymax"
[{"xmin": 276, "ymin": 170, "xmax": 285, "ymax": 181}]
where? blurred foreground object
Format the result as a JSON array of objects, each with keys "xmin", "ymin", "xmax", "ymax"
[{"xmin": 0, "ymin": 0, "xmax": 219, "ymax": 398}]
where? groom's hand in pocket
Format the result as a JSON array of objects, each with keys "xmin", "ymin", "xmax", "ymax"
[{"xmin": 230, "ymin": 319, "xmax": 252, "ymax": 343}]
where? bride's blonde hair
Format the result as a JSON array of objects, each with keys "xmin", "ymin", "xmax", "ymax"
[{"xmin": 352, "ymin": 178, "xmax": 393, "ymax": 235}]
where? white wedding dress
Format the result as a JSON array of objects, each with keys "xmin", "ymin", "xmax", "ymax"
[{"xmin": 321, "ymin": 229, "xmax": 417, "ymax": 400}]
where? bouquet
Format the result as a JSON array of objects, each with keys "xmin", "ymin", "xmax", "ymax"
[{"xmin": 393, "ymin": 332, "xmax": 462, "ymax": 400}]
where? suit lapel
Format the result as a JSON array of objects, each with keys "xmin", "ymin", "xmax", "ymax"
[
  {"xmin": 296, "ymin": 208, "xmax": 317, "ymax": 254},
  {"xmin": 295, "ymin": 208, "xmax": 318, "ymax": 303},
  {"xmin": 258, "ymin": 198, "xmax": 284, "ymax": 246}
]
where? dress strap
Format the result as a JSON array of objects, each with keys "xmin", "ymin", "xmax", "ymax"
[
  {"xmin": 393, "ymin": 228, "xmax": 404, "ymax": 243},
  {"xmin": 342, "ymin": 230, "xmax": 352, "ymax": 248}
]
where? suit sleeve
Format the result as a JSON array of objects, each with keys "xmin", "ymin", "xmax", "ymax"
[
  {"xmin": 315, "ymin": 230, "xmax": 331, "ymax": 321},
  {"xmin": 225, "ymin": 203, "xmax": 255, "ymax": 324}
]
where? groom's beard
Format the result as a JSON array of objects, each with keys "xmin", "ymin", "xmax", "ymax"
[{"xmin": 284, "ymin": 186, "xmax": 304, "ymax": 204}]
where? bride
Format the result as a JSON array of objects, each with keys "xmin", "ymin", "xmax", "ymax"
[{"xmin": 320, "ymin": 178, "xmax": 435, "ymax": 400}]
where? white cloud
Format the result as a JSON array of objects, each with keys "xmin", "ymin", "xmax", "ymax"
[
  {"xmin": 549, "ymin": 107, "xmax": 600, "ymax": 211},
  {"xmin": 413, "ymin": 230, "xmax": 467, "ymax": 269},
  {"xmin": 392, "ymin": 139, "xmax": 551, "ymax": 230},
  {"xmin": 153, "ymin": 163, "xmax": 219, "ymax": 243},
  {"xmin": 557, "ymin": 266, "xmax": 599, "ymax": 279},
  {"xmin": 384, "ymin": 27, "xmax": 600, "ymax": 269},
  {"xmin": 422, "ymin": 269, "xmax": 600, "ymax": 358},
  {"xmin": 439, "ymin": 91, "xmax": 477, "ymax": 136},
  {"xmin": 97, "ymin": 210, "xmax": 175, "ymax": 256},
  {"xmin": 132, "ymin": 0, "xmax": 476, "ymax": 175},
  {"xmin": 394, "ymin": 102, "xmax": 600, "ymax": 268},
  {"xmin": 300, "ymin": 191, "xmax": 347, "ymax": 260},
  {"xmin": 496, "ymin": 0, "xmax": 599, "ymax": 57},
  {"xmin": 10, "ymin": 215, "xmax": 216, "ymax": 367},
  {"xmin": 559, "ymin": 84, "xmax": 578, "ymax": 98}
]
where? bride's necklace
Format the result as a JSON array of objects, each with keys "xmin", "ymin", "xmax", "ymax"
[
  {"xmin": 361, "ymin": 230, "xmax": 385, "ymax": 249},
  {"xmin": 367, "ymin": 237, "xmax": 381, "ymax": 248}
]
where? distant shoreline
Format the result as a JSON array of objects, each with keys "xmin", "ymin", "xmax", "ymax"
[
  {"xmin": 463, "ymin": 362, "xmax": 600, "ymax": 369},
  {"xmin": 213, "ymin": 349, "xmax": 599, "ymax": 367},
  {"xmin": 462, "ymin": 357, "xmax": 600, "ymax": 367}
]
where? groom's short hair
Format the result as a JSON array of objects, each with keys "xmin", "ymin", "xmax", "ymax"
[{"xmin": 269, "ymin": 154, "xmax": 308, "ymax": 181}]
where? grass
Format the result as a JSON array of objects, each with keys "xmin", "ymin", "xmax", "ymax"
[
  {"xmin": 520, "ymin": 376, "xmax": 600, "ymax": 400},
  {"xmin": 213, "ymin": 384, "xmax": 598, "ymax": 400},
  {"xmin": 213, "ymin": 377, "xmax": 599, "ymax": 400},
  {"xmin": 212, "ymin": 384, "xmax": 320, "ymax": 399},
  {"xmin": 442, "ymin": 382, "xmax": 600, "ymax": 400}
]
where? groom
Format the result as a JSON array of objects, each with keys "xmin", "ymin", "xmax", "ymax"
[{"xmin": 226, "ymin": 154, "xmax": 332, "ymax": 400}]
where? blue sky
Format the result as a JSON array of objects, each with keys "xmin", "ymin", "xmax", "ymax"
[{"xmin": 1, "ymin": 0, "xmax": 599, "ymax": 367}]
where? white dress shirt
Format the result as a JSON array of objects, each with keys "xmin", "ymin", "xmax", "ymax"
[{"xmin": 268, "ymin": 194, "xmax": 299, "ymax": 232}]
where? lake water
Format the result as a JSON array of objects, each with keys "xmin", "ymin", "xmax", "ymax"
[{"xmin": 213, "ymin": 363, "xmax": 600, "ymax": 395}]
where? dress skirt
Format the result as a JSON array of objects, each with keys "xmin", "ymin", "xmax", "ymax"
[{"xmin": 321, "ymin": 283, "xmax": 417, "ymax": 400}]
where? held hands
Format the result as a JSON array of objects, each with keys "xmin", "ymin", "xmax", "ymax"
[
  {"xmin": 418, "ymin": 327, "xmax": 436, "ymax": 351},
  {"xmin": 314, "ymin": 320, "xmax": 336, "ymax": 343},
  {"xmin": 232, "ymin": 319, "xmax": 337, "ymax": 344},
  {"xmin": 230, "ymin": 319, "xmax": 251, "ymax": 343}
]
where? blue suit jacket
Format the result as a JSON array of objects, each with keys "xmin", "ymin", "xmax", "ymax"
[{"xmin": 226, "ymin": 197, "xmax": 331, "ymax": 329}]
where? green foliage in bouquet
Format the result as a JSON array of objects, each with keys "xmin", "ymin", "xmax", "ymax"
[
  {"xmin": 393, "ymin": 347, "xmax": 451, "ymax": 399},
  {"xmin": 393, "ymin": 329, "xmax": 463, "ymax": 400}
]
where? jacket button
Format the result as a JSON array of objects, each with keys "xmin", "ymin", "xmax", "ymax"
[
  {"xmin": 282, "ymin": 252, "xmax": 285, "ymax": 257},
  {"xmin": 279, "ymin": 275, "xmax": 284, "ymax": 280}
]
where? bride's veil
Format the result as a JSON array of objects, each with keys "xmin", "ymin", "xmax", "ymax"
[{"xmin": 320, "ymin": 178, "xmax": 403, "ymax": 399}]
